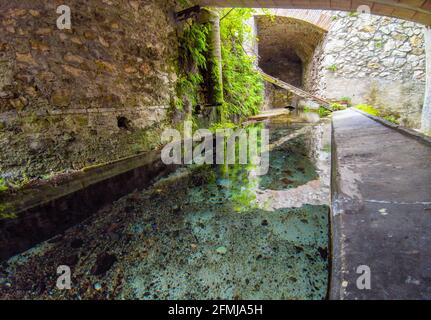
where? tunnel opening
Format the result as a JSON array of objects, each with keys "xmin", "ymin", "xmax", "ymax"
[{"xmin": 256, "ymin": 15, "xmax": 327, "ymax": 93}]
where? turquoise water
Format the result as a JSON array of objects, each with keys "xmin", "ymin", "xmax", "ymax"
[{"xmin": 0, "ymin": 117, "xmax": 329, "ymax": 300}]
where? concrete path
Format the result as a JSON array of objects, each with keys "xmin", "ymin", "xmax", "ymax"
[{"xmin": 331, "ymin": 109, "xmax": 431, "ymax": 300}]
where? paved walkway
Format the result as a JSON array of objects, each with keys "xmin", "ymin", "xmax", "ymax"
[{"xmin": 331, "ymin": 109, "xmax": 431, "ymax": 300}]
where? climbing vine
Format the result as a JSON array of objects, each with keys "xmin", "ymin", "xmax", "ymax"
[{"xmin": 219, "ymin": 8, "xmax": 264, "ymax": 120}]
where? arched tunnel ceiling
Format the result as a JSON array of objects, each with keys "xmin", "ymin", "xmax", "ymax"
[
  {"xmin": 256, "ymin": 16, "xmax": 326, "ymax": 86},
  {"xmin": 197, "ymin": 0, "xmax": 431, "ymax": 26},
  {"xmin": 257, "ymin": 16, "xmax": 326, "ymax": 63}
]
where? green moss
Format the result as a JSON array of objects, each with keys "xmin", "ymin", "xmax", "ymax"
[{"xmin": 208, "ymin": 121, "xmax": 238, "ymax": 132}]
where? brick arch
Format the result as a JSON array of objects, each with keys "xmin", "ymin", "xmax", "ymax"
[{"xmin": 198, "ymin": 0, "xmax": 431, "ymax": 26}]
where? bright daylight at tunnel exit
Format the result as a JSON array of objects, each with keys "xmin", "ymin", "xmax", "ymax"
[{"xmin": 0, "ymin": 0, "xmax": 431, "ymax": 307}]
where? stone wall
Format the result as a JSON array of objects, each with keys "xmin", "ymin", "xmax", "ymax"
[
  {"xmin": 303, "ymin": 35, "xmax": 325, "ymax": 93},
  {"xmin": 263, "ymin": 82, "xmax": 293, "ymax": 110},
  {"xmin": 315, "ymin": 12, "xmax": 426, "ymax": 128},
  {"xmin": 0, "ymin": 0, "xmax": 181, "ymax": 180},
  {"xmin": 421, "ymin": 27, "xmax": 431, "ymax": 135}
]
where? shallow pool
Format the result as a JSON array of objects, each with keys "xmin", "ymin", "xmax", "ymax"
[{"xmin": 0, "ymin": 115, "xmax": 330, "ymax": 300}]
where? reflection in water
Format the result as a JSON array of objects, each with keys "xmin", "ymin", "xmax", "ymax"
[{"xmin": 211, "ymin": 120, "xmax": 319, "ymax": 212}]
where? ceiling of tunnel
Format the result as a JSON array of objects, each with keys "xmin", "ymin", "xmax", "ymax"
[
  {"xmin": 256, "ymin": 16, "xmax": 326, "ymax": 63},
  {"xmin": 256, "ymin": 16, "xmax": 327, "ymax": 86},
  {"xmin": 197, "ymin": 0, "xmax": 431, "ymax": 26}
]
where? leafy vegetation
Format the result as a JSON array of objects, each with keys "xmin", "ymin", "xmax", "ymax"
[
  {"xmin": 326, "ymin": 64, "xmax": 338, "ymax": 72},
  {"xmin": 339, "ymin": 97, "xmax": 352, "ymax": 107},
  {"xmin": 174, "ymin": 8, "xmax": 264, "ymax": 130},
  {"xmin": 219, "ymin": 8, "xmax": 264, "ymax": 121},
  {"xmin": 0, "ymin": 174, "xmax": 32, "ymax": 194},
  {"xmin": 318, "ymin": 107, "xmax": 332, "ymax": 117},
  {"xmin": 356, "ymin": 104, "xmax": 400, "ymax": 125},
  {"xmin": 175, "ymin": 22, "xmax": 210, "ymax": 111},
  {"xmin": 384, "ymin": 115, "xmax": 400, "ymax": 125},
  {"xmin": 209, "ymin": 121, "xmax": 238, "ymax": 132},
  {"xmin": 330, "ymin": 103, "xmax": 347, "ymax": 111},
  {"xmin": 355, "ymin": 104, "xmax": 380, "ymax": 116},
  {"xmin": 303, "ymin": 106, "xmax": 332, "ymax": 117},
  {"xmin": 375, "ymin": 41, "xmax": 383, "ymax": 49}
]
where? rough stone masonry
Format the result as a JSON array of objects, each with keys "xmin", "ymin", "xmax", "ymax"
[
  {"xmin": 315, "ymin": 12, "xmax": 427, "ymax": 128},
  {"xmin": 0, "ymin": 0, "xmax": 181, "ymax": 180}
]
